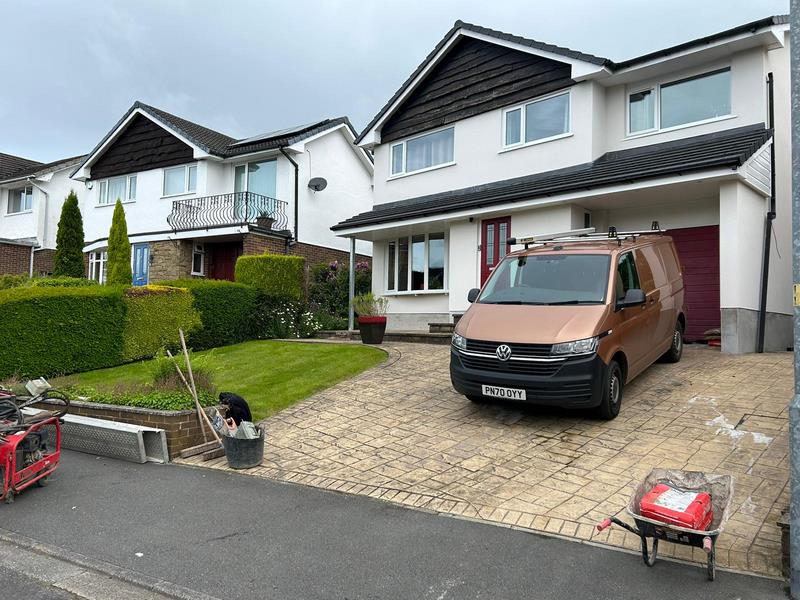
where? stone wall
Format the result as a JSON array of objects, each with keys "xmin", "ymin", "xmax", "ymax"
[
  {"xmin": 0, "ymin": 241, "xmax": 32, "ymax": 275},
  {"xmin": 149, "ymin": 240, "xmax": 194, "ymax": 282}
]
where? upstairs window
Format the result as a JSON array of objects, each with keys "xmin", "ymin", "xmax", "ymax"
[
  {"xmin": 98, "ymin": 175, "xmax": 136, "ymax": 204},
  {"xmin": 7, "ymin": 186, "xmax": 33, "ymax": 214},
  {"xmin": 503, "ymin": 91, "xmax": 571, "ymax": 148},
  {"xmin": 234, "ymin": 159, "xmax": 277, "ymax": 197},
  {"xmin": 628, "ymin": 68, "xmax": 731, "ymax": 135},
  {"xmin": 163, "ymin": 164, "xmax": 197, "ymax": 196},
  {"xmin": 389, "ymin": 127, "xmax": 454, "ymax": 177}
]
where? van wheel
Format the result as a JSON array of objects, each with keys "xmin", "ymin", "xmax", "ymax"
[
  {"xmin": 661, "ymin": 321, "xmax": 684, "ymax": 363},
  {"xmin": 597, "ymin": 361, "xmax": 623, "ymax": 420}
]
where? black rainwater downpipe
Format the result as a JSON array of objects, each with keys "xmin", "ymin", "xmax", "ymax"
[
  {"xmin": 280, "ymin": 147, "xmax": 300, "ymax": 250},
  {"xmin": 757, "ymin": 72, "xmax": 777, "ymax": 353}
]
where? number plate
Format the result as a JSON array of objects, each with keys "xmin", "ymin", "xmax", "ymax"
[{"xmin": 481, "ymin": 384, "xmax": 526, "ymax": 400}]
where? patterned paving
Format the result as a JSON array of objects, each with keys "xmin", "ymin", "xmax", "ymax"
[{"xmin": 180, "ymin": 342, "xmax": 790, "ymax": 577}]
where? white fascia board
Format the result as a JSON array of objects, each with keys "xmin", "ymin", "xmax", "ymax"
[
  {"xmin": 73, "ymin": 108, "xmax": 211, "ymax": 181},
  {"xmin": 83, "ymin": 225, "xmax": 250, "ymax": 252},
  {"xmin": 335, "ymin": 168, "xmax": 737, "ymax": 239},
  {"xmin": 288, "ymin": 124, "xmax": 374, "ymax": 174}
]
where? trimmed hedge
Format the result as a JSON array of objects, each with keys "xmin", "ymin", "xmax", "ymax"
[
  {"xmin": 235, "ymin": 254, "xmax": 305, "ymax": 300},
  {"xmin": 0, "ymin": 286, "xmax": 126, "ymax": 379},
  {"xmin": 30, "ymin": 277, "xmax": 97, "ymax": 288},
  {"xmin": 159, "ymin": 279, "xmax": 258, "ymax": 349},
  {"xmin": 0, "ymin": 274, "xmax": 29, "ymax": 290},
  {"xmin": 121, "ymin": 285, "xmax": 201, "ymax": 361},
  {"xmin": 66, "ymin": 385, "xmax": 216, "ymax": 411}
]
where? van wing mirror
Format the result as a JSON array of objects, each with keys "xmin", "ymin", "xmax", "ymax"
[
  {"xmin": 467, "ymin": 288, "xmax": 480, "ymax": 303},
  {"xmin": 616, "ymin": 288, "xmax": 646, "ymax": 309}
]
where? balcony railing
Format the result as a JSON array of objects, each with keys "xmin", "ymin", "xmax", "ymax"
[{"xmin": 167, "ymin": 192, "xmax": 289, "ymax": 232}]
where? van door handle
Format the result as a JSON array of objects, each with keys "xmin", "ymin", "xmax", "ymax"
[{"xmin": 649, "ymin": 297, "xmax": 656, "ymax": 304}]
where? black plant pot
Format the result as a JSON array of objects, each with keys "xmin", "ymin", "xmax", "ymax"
[{"xmin": 357, "ymin": 316, "xmax": 387, "ymax": 344}]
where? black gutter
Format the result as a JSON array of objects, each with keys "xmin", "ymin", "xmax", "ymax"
[
  {"xmin": 280, "ymin": 147, "xmax": 300, "ymax": 246},
  {"xmin": 757, "ymin": 72, "xmax": 778, "ymax": 353}
]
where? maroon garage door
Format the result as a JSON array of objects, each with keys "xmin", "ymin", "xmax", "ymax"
[{"xmin": 668, "ymin": 225, "xmax": 720, "ymax": 342}]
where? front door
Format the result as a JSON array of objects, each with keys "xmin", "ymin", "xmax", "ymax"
[
  {"xmin": 132, "ymin": 244, "xmax": 149, "ymax": 286},
  {"xmin": 208, "ymin": 242, "xmax": 242, "ymax": 281},
  {"xmin": 480, "ymin": 216, "xmax": 511, "ymax": 284}
]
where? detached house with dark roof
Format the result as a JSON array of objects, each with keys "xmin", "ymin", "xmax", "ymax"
[
  {"xmin": 71, "ymin": 102, "xmax": 373, "ymax": 283},
  {"xmin": 0, "ymin": 153, "xmax": 86, "ymax": 276},
  {"xmin": 334, "ymin": 16, "xmax": 791, "ymax": 353}
]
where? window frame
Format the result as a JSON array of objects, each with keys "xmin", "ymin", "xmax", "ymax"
[
  {"xmin": 615, "ymin": 251, "xmax": 641, "ymax": 301},
  {"xmin": 501, "ymin": 89, "xmax": 572, "ymax": 151},
  {"xmin": 162, "ymin": 163, "xmax": 198, "ymax": 198},
  {"xmin": 233, "ymin": 158, "xmax": 278, "ymax": 197},
  {"xmin": 191, "ymin": 242, "xmax": 205, "ymax": 276},
  {"xmin": 387, "ymin": 125, "xmax": 456, "ymax": 179},
  {"xmin": 384, "ymin": 232, "xmax": 448, "ymax": 295},
  {"xmin": 6, "ymin": 185, "xmax": 33, "ymax": 215},
  {"xmin": 625, "ymin": 67, "xmax": 733, "ymax": 137},
  {"xmin": 89, "ymin": 250, "xmax": 108, "ymax": 284},
  {"xmin": 97, "ymin": 174, "xmax": 137, "ymax": 205}
]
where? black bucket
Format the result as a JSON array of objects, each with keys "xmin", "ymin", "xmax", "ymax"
[{"xmin": 221, "ymin": 426, "xmax": 265, "ymax": 469}]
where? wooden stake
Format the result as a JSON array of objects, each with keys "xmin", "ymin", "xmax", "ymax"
[{"xmin": 166, "ymin": 344, "xmax": 220, "ymax": 445}]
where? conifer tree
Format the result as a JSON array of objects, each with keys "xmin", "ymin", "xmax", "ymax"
[
  {"xmin": 106, "ymin": 199, "xmax": 132, "ymax": 285},
  {"xmin": 53, "ymin": 190, "xmax": 86, "ymax": 278}
]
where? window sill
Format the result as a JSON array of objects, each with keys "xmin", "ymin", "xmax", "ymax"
[
  {"xmin": 4, "ymin": 210, "xmax": 33, "ymax": 217},
  {"xmin": 96, "ymin": 200, "xmax": 135, "ymax": 207},
  {"xmin": 387, "ymin": 161, "xmax": 456, "ymax": 181},
  {"xmin": 624, "ymin": 114, "xmax": 737, "ymax": 141},
  {"xmin": 191, "ymin": 272, "xmax": 205, "ymax": 277},
  {"xmin": 498, "ymin": 132, "xmax": 573, "ymax": 154},
  {"xmin": 384, "ymin": 289, "xmax": 448, "ymax": 296},
  {"xmin": 161, "ymin": 191, "xmax": 197, "ymax": 199}
]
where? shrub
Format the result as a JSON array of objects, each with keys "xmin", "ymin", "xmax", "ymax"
[
  {"xmin": 0, "ymin": 286, "xmax": 126, "ymax": 379},
  {"xmin": 107, "ymin": 200, "xmax": 132, "ymax": 285},
  {"xmin": 308, "ymin": 260, "xmax": 370, "ymax": 328},
  {"xmin": 0, "ymin": 274, "xmax": 29, "ymax": 290},
  {"xmin": 53, "ymin": 190, "xmax": 86, "ymax": 278},
  {"xmin": 159, "ymin": 279, "xmax": 258, "ymax": 349},
  {"xmin": 30, "ymin": 277, "xmax": 97, "ymax": 288},
  {"xmin": 352, "ymin": 292, "xmax": 389, "ymax": 317},
  {"xmin": 251, "ymin": 295, "xmax": 321, "ymax": 339},
  {"xmin": 235, "ymin": 254, "xmax": 305, "ymax": 300},
  {"xmin": 65, "ymin": 384, "xmax": 216, "ymax": 411},
  {"xmin": 121, "ymin": 285, "xmax": 201, "ymax": 362}
]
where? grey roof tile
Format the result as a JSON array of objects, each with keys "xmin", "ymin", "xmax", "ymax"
[
  {"xmin": 0, "ymin": 153, "xmax": 43, "ymax": 180},
  {"xmin": 333, "ymin": 124, "xmax": 771, "ymax": 231}
]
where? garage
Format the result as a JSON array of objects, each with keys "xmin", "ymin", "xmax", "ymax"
[{"xmin": 668, "ymin": 225, "xmax": 720, "ymax": 342}]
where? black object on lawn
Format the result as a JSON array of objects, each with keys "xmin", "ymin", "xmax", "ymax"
[{"xmin": 219, "ymin": 392, "xmax": 252, "ymax": 425}]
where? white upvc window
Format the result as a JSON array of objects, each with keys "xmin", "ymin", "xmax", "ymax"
[
  {"xmin": 7, "ymin": 186, "xmax": 33, "ymax": 214},
  {"xmin": 98, "ymin": 175, "xmax": 137, "ymax": 205},
  {"xmin": 627, "ymin": 68, "xmax": 732, "ymax": 136},
  {"xmin": 385, "ymin": 232, "xmax": 447, "ymax": 293},
  {"xmin": 89, "ymin": 250, "xmax": 108, "ymax": 283},
  {"xmin": 163, "ymin": 164, "xmax": 198, "ymax": 197},
  {"xmin": 503, "ymin": 90, "xmax": 571, "ymax": 149},
  {"xmin": 389, "ymin": 126, "xmax": 455, "ymax": 177},
  {"xmin": 191, "ymin": 242, "xmax": 205, "ymax": 276}
]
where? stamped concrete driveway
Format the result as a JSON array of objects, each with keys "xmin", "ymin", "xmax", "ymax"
[{"xmin": 182, "ymin": 342, "xmax": 790, "ymax": 578}]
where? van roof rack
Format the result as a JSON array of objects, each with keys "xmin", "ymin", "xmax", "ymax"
[{"xmin": 507, "ymin": 221, "xmax": 663, "ymax": 249}]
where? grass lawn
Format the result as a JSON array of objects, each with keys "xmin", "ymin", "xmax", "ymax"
[{"xmin": 55, "ymin": 341, "xmax": 386, "ymax": 420}]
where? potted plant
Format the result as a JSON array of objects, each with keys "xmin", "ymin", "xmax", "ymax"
[
  {"xmin": 255, "ymin": 211, "xmax": 275, "ymax": 230},
  {"xmin": 353, "ymin": 292, "xmax": 389, "ymax": 344}
]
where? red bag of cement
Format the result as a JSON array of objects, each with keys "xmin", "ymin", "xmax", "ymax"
[{"xmin": 639, "ymin": 483, "xmax": 713, "ymax": 530}]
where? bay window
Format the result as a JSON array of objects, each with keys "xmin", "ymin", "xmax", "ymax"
[
  {"xmin": 628, "ymin": 68, "xmax": 731, "ymax": 135},
  {"xmin": 163, "ymin": 164, "xmax": 198, "ymax": 196},
  {"xmin": 503, "ymin": 91, "xmax": 571, "ymax": 148},
  {"xmin": 98, "ymin": 174, "xmax": 136, "ymax": 205},
  {"xmin": 7, "ymin": 186, "xmax": 33, "ymax": 214},
  {"xmin": 385, "ymin": 233, "xmax": 446, "ymax": 293},
  {"xmin": 389, "ymin": 127, "xmax": 454, "ymax": 176}
]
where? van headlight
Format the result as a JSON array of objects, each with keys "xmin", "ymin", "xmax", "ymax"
[
  {"xmin": 551, "ymin": 336, "xmax": 598, "ymax": 356},
  {"xmin": 452, "ymin": 333, "xmax": 467, "ymax": 351}
]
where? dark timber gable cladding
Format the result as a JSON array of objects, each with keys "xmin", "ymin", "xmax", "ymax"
[
  {"xmin": 90, "ymin": 114, "xmax": 194, "ymax": 180},
  {"xmin": 380, "ymin": 37, "xmax": 573, "ymax": 143}
]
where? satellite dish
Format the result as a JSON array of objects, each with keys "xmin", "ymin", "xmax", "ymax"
[{"xmin": 308, "ymin": 177, "xmax": 327, "ymax": 192}]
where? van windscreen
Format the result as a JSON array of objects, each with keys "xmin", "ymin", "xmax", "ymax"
[{"xmin": 478, "ymin": 254, "xmax": 610, "ymax": 305}]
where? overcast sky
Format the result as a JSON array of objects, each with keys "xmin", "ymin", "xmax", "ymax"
[{"xmin": 0, "ymin": 0, "xmax": 789, "ymax": 162}]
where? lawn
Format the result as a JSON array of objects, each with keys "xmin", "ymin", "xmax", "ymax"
[{"xmin": 55, "ymin": 340, "xmax": 386, "ymax": 420}]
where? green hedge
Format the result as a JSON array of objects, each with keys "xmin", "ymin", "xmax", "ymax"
[
  {"xmin": 66, "ymin": 385, "xmax": 216, "ymax": 411},
  {"xmin": 235, "ymin": 254, "xmax": 305, "ymax": 300},
  {"xmin": 0, "ymin": 274, "xmax": 29, "ymax": 290},
  {"xmin": 30, "ymin": 277, "xmax": 97, "ymax": 288},
  {"xmin": 0, "ymin": 286, "xmax": 126, "ymax": 379},
  {"xmin": 159, "ymin": 279, "xmax": 258, "ymax": 349},
  {"xmin": 121, "ymin": 285, "xmax": 201, "ymax": 362}
]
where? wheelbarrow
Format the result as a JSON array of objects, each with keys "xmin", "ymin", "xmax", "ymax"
[{"xmin": 596, "ymin": 469, "xmax": 733, "ymax": 581}]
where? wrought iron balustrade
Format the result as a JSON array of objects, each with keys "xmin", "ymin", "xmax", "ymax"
[{"xmin": 167, "ymin": 192, "xmax": 289, "ymax": 231}]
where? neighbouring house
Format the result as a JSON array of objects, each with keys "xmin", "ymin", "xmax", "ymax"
[
  {"xmin": 334, "ymin": 15, "xmax": 791, "ymax": 354},
  {"xmin": 0, "ymin": 153, "xmax": 87, "ymax": 276},
  {"xmin": 70, "ymin": 101, "xmax": 373, "ymax": 284}
]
